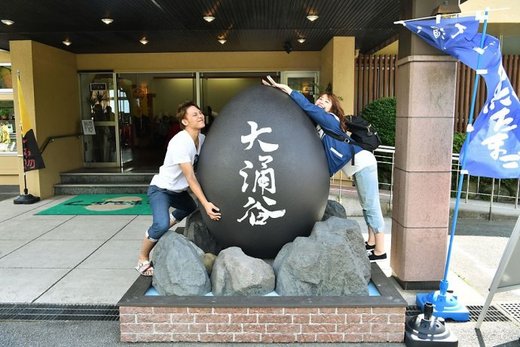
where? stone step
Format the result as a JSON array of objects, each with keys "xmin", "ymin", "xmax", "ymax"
[
  {"xmin": 59, "ymin": 173, "xmax": 154, "ymax": 185},
  {"xmin": 54, "ymin": 183, "xmax": 149, "ymax": 195}
]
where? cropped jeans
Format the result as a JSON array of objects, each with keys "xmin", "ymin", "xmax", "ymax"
[
  {"xmin": 146, "ymin": 185, "xmax": 197, "ymax": 241},
  {"xmin": 352, "ymin": 164, "xmax": 385, "ymax": 233}
]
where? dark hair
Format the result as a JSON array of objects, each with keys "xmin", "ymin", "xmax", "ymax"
[
  {"xmin": 176, "ymin": 101, "xmax": 200, "ymax": 129},
  {"xmin": 319, "ymin": 92, "xmax": 347, "ymax": 132}
]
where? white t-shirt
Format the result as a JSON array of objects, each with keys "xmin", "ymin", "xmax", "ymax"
[
  {"xmin": 150, "ymin": 130, "xmax": 204, "ymax": 192},
  {"xmin": 341, "ymin": 149, "xmax": 377, "ymax": 177}
]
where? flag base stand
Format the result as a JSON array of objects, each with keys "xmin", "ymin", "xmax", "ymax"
[
  {"xmin": 13, "ymin": 193, "xmax": 40, "ymax": 205},
  {"xmin": 416, "ymin": 280, "xmax": 470, "ymax": 322},
  {"xmin": 405, "ymin": 303, "xmax": 458, "ymax": 346}
]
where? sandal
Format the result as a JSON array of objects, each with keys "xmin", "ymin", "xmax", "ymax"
[
  {"xmin": 365, "ymin": 241, "xmax": 376, "ymax": 250},
  {"xmin": 135, "ymin": 260, "xmax": 154, "ymax": 277}
]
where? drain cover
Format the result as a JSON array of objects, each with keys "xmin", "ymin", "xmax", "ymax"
[
  {"xmin": 0, "ymin": 303, "xmax": 119, "ymax": 321},
  {"xmin": 407, "ymin": 305, "xmax": 512, "ymax": 322},
  {"xmin": 497, "ymin": 303, "xmax": 520, "ymax": 325}
]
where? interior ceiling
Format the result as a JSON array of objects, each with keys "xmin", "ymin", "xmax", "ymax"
[{"xmin": 0, "ymin": 0, "xmax": 401, "ymax": 54}]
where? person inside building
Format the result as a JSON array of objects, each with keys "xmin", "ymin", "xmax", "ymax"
[
  {"xmin": 136, "ymin": 101, "xmax": 221, "ymax": 276},
  {"xmin": 262, "ymin": 76, "xmax": 386, "ymax": 261}
]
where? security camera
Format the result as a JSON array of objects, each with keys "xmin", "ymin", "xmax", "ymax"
[{"xmin": 283, "ymin": 41, "xmax": 293, "ymax": 54}]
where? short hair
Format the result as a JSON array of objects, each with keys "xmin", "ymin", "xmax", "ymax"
[{"xmin": 176, "ymin": 101, "xmax": 200, "ymax": 129}]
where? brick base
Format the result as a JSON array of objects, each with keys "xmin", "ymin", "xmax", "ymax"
[{"xmin": 118, "ymin": 263, "xmax": 406, "ymax": 343}]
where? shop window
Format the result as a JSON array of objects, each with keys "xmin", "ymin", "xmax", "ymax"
[{"xmin": 0, "ymin": 100, "xmax": 16, "ymax": 153}]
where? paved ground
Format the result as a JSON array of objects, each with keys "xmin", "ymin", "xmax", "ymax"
[{"xmin": 0, "ymin": 189, "xmax": 519, "ymax": 346}]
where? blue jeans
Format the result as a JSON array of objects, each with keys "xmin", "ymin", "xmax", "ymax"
[
  {"xmin": 146, "ymin": 185, "xmax": 197, "ymax": 241},
  {"xmin": 353, "ymin": 164, "xmax": 385, "ymax": 233}
]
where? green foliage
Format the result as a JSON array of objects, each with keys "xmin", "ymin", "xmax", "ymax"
[
  {"xmin": 452, "ymin": 132, "xmax": 466, "ymax": 154},
  {"xmin": 360, "ymin": 97, "xmax": 396, "ymax": 146}
]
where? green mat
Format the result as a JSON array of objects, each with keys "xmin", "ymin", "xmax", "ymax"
[{"xmin": 37, "ymin": 194, "xmax": 151, "ymax": 215}]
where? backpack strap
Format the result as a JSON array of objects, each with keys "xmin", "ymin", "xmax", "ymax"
[{"xmin": 321, "ymin": 128, "xmax": 358, "ymax": 166}]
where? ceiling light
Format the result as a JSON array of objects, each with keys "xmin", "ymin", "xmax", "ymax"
[
  {"xmin": 101, "ymin": 17, "xmax": 114, "ymax": 25},
  {"xmin": 62, "ymin": 38, "xmax": 72, "ymax": 46},
  {"xmin": 306, "ymin": 14, "xmax": 319, "ymax": 22},
  {"xmin": 203, "ymin": 15, "xmax": 215, "ymax": 22},
  {"xmin": 1, "ymin": 19, "xmax": 14, "ymax": 26},
  {"xmin": 139, "ymin": 37, "xmax": 148, "ymax": 45},
  {"xmin": 218, "ymin": 38, "xmax": 226, "ymax": 44},
  {"xmin": 297, "ymin": 38, "xmax": 306, "ymax": 44}
]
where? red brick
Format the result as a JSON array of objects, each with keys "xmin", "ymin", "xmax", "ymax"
[
  {"xmin": 319, "ymin": 307, "xmax": 337, "ymax": 314},
  {"xmin": 154, "ymin": 323, "xmax": 190, "ymax": 333},
  {"xmin": 315, "ymin": 333, "xmax": 344, "ymax": 342},
  {"xmin": 301, "ymin": 324, "xmax": 336, "ymax": 333},
  {"xmin": 363, "ymin": 332, "xmax": 388, "ymax": 342},
  {"xmin": 171, "ymin": 314, "xmax": 195, "ymax": 323},
  {"xmin": 120, "ymin": 333, "xmax": 137, "ymax": 342},
  {"xmin": 258, "ymin": 314, "xmax": 292, "ymax": 323},
  {"xmin": 195, "ymin": 314, "xmax": 230, "ymax": 323},
  {"xmin": 189, "ymin": 323, "xmax": 207, "ymax": 333},
  {"xmin": 207, "ymin": 323, "xmax": 242, "ymax": 333},
  {"xmin": 344, "ymin": 333, "xmax": 364, "ymax": 342},
  {"xmin": 362, "ymin": 313, "xmax": 388, "ymax": 324},
  {"xmin": 171, "ymin": 333, "xmax": 200, "ymax": 342},
  {"xmin": 292, "ymin": 314, "xmax": 310, "ymax": 324},
  {"xmin": 137, "ymin": 314, "xmax": 170, "ymax": 323},
  {"xmin": 199, "ymin": 333, "xmax": 234, "ymax": 342},
  {"xmin": 231, "ymin": 314, "xmax": 257, "ymax": 323},
  {"xmin": 120, "ymin": 306, "xmax": 153, "ymax": 314},
  {"xmin": 137, "ymin": 333, "xmax": 172, "ymax": 342},
  {"xmin": 372, "ymin": 307, "xmax": 405, "ymax": 314},
  {"xmin": 337, "ymin": 323, "xmax": 370, "ymax": 333},
  {"xmin": 337, "ymin": 307, "xmax": 371, "ymax": 314},
  {"xmin": 154, "ymin": 307, "xmax": 188, "ymax": 314},
  {"xmin": 120, "ymin": 323, "xmax": 154, "ymax": 333},
  {"xmin": 119, "ymin": 314, "xmax": 136, "ymax": 323},
  {"xmin": 248, "ymin": 307, "xmax": 283, "ymax": 314},
  {"xmin": 261, "ymin": 333, "xmax": 297, "ymax": 343},
  {"xmin": 213, "ymin": 307, "xmax": 248, "ymax": 314},
  {"xmin": 311, "ymin": 314, "xmax": 345, "ymax": 324},
  {"xmin": 242, "ymin": 323, "xmax": 266, "ymax": 333},
  {"xmin": 387, "ymin": 332, "xmax": 406, "ymax": 342},
  {"xmin": 371, "ymin": 323, "xmax": 404, "ymax": 333},
  {"xmin": 389, "ymin": 314, "xmax": 406, "ymax": 323},
  {"xmin": 284, "ymin": 307, "xmax": 319, "ymax": 314},
  {"xmin": 346, "ymin": 314, "xmax": 362, "ymax": 323},
  {"xmin": 297, "ymin": 333, "xmax": 317, "ymax": 342},
  {"xmin": 266, "ymin": 323, "xmax": 301, "ymax": 334},
  {"xmin": 188, "ymin": 307, "xmax": 213, "ymax": 314},
  {"xmin": 233, "ymin": 333, "xmax": 262, "ymax": 343}
]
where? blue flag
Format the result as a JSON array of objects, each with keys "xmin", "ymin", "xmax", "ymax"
[{"xmin": 401, "ymin": 16, "xmax": 520, "ymax": 178}]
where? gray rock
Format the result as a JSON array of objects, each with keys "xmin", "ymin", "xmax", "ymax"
[
  {"xmin": 183, "ymin": 209, "xmax": 222, "ymax": 254},
  {"xmin": 274, "ymin": 216, "xmax": 370, "ymax": 296},
  {"xmin": 151, "ymin": 231, "xmax": 211, "ymax": 296},
  {"xmin": 211, "ymin": 247, "xmax": 275, "ymax": 296},
  {"xmin": 321, "ymin": 199, "xmax": 347, "ymax": 221}
]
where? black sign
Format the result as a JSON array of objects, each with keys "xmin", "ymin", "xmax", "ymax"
[
  {"xmin": 89, "ymin": 83, "xmax": 107, "ymax": 91},
  {"xmin": 22, "ymin": 129, "xmax": 45, "ymax": 172}
]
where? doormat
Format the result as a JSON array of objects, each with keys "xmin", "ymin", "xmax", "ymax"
[{"xmin": 36, "ymin": 194, "xmax": 151, "ymax": 215}]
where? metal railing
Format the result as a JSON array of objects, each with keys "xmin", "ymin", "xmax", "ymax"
[{"xmin": 330, "ymin": 146, "xmax": 520, "ymax": 217}]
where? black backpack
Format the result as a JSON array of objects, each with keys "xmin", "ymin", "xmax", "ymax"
[{"xmin": 321, "ymin": 115, "xmax": 381, "ymax": 165}]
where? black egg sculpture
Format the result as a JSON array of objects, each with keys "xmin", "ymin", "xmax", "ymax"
[{"xmin": 197, "ymin": 85, "xmax": 330, "ymax": 258}]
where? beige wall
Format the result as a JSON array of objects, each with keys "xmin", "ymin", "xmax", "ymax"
[
  {"xmin": 0, "ymin": 155, "xmax": 18, "ymax": 185},
  {"xmin": 10, "ymin": 40, "xmax": 82, "ymax": 198},
  {"xmin": 76, "ymin": 51, "xmax": 321, "ymax": 72}
]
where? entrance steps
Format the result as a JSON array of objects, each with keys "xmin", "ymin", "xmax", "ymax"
[{"xmin": 54, "ymin": 172, "xmax": 154, "ymax": 195}]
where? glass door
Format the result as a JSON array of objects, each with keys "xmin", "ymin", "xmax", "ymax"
[
  {"xmin": 281, "ymin": 71, "xmax": 319, "ymax": 103},
  {"xmin": 79, "ymin": 72, "xmax": 119, "ymax": 167}
]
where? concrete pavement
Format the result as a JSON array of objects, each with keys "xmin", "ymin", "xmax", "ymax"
[{"xmin": 0, "ymin": 189, "xmax": 519, "ymax": 346}]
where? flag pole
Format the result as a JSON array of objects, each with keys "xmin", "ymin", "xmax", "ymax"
[
  {"xmin": 13, "ymin": 71, "xmax": 40, "ymax": 205},
  {"xmin": 416, "ymin": 9, "xmax": 490, "ymax": 321}
]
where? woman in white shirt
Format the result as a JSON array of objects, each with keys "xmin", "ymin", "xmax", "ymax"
[{"xmin": 136, "ymin": 101, "xmax": 221, "ymax": 276}]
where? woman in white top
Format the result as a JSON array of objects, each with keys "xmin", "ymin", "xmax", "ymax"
[
  {"xmin": 262, "ymin": 77, "xmax": 386, "ymax": 261},
  {"xmin": 136, "ymin": 101, "xmax": 221, "ymax": 276}
]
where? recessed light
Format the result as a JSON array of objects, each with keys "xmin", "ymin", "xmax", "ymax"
[
  {"xmin": 1, "ymin": 19, "xmax": 14, "ymax": 26},
  {"xmin": 140, "ymin": 37, "xmax": 149, "ymax": 45},
  {"xmin": 297, "ymin": 38, "xmax": 306, "ymax": 43},
  {"xmin": 306, "ymin": 14, "xmax": 319, "ymax": 22},
  {"xmin": 101, "ymin": 17, "xmax": 114, "ymax": 25},
  {"xmin": 203, "ymin": 15, "xmax": 215, "ymax": 22},
  {"xmin": 218, "ymin": 38, "xmax": 227, "ymax": 44},
  {"xmin": 62, "ymin": 38, "xmax": 72, "ymax": 46}
]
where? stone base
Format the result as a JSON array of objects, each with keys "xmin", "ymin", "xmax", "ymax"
[{"xmin": 118, "ymin": 263, "xmax": 406, "ymax": 343}]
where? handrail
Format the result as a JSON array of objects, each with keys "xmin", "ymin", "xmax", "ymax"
[{"xmin": 40, "ymin": 133, "xmax": 82, "ymax": 154}]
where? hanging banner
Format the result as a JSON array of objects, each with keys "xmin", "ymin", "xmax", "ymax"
[
  {"xmin": 399, "ymin": 15, "xmax": 520, "ymax": 179},
  {"xmin": 17, "ymin": 76, "xmax": 45, "ymax": 172}
]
